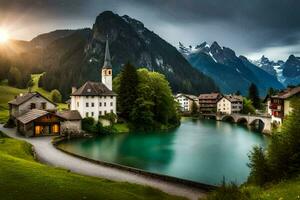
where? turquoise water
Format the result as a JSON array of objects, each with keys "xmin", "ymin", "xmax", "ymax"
[{"xmin": 59, "ymin": 118, "xmax": 268, "ymax": 185}]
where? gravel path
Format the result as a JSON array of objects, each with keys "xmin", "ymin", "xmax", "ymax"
[{"xmin": 0, "ymin": 125, "xmax": 207, "ymax": 200}]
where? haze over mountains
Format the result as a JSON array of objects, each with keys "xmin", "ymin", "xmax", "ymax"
[{"xmin": 1, "ymin": 11, "xmax": 299, "ymax": 99}]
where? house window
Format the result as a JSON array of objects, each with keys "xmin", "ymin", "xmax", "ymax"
[
  {"xmin": 99, "ymin": 102, "xmax": 102, "ymax": 107},
  {"xmin": 111, "ymin": 96, "xmax": 113, "ymax": 99},
  {"xmin": 86, "ymin": 103, "xmax": 89, "ymax": 107},
  {"xmin": 77, "ymin": 102, "xmax": 79, "ymax": 107},
  {"xmin": 91, "ymin": 112, "xmax": 94, "ymax": 116},
  {"xmin": 41, "ymin": 102, "xmax": 46, "ymax": 109},
  {"xmin": 86, "ymin": 112, "xmax": 89, "ymax": 117},
  {"xmin": 99, "ymin": 111, "xmax": 102, "ymax": 116},
  {"xmin": 51, "ymin": 124, "xmax": 60, "ymax": 134},
  {"xmin": 91, "ymin": 103, "xmax": 94, "ymax": 107},
  {"xmin": 110, "ymin": 102, "xmax": 113, "ymax": 106},
  {"xmin": 110, "ymin": 109, "xmax": 113, "ymax": 113},
  {"xmin": 35, "ymin": 126, "xmax": 43, "ymax": 135},
  {"xmin": 30, "ymin": 103, "xmax": 36, "ymax": 109},
  {"xmin": 104, "ymin": 110, "xmax": 107, "ymax": 115},
  {"xmin": 104, "ymin": 102, "xmax": 106, "ymax": 106}
]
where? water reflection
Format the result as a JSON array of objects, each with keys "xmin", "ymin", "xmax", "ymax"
[{"xmin": 59, "ymin": 118, "xmax": 268, "ymax": 185}]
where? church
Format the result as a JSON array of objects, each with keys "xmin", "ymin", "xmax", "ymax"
[{"xmin": 70, "ymin": 39, "xmax": 117, "ymax": 121}]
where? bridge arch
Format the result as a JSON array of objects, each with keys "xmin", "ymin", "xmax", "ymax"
[
  {"xmin": 236, "ymin": 117, "xmax": 248, "ymax": 125},
  {"xmin": 249, "ymin": 119, "xmax": 265, "ymax": 133},
  {"xmin": 221, "ymin": 115, "xmax": 235, "ymax": 123}
]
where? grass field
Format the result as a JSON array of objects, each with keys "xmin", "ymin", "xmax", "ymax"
[
  {"xmin": 0, "ymin": 132, "xmax": 185, "ymax": 200},
  {"xmin": 240, "ymin": 178, "xmax": 300, "ymax": 200},
  {"xmin": 0, "ymin": 74, "xmax": 67, "ymax": 123}
]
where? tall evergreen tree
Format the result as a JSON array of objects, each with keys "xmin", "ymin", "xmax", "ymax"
[
  {"xmin": 248, "ymin": 83, "xmax": 260, "ymax": 109},
  {"xmin": 118, "ymin": 62, "xmax": 139, "ymax": 119}
]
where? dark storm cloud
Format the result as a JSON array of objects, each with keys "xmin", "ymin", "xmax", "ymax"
[{"xmin": 0, "ymin": 0, "xmax": 299, "ymax": 59}]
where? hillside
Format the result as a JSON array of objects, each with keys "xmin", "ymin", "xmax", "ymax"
[{"xmin": 0, "ymin": 74, "xmax": 67, "ymax": 123}]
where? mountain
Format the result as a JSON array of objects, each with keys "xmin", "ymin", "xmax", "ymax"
[
  {"xmin": 179, "ymin": 42, "xmax": 284, "ymax": 96},
  {"xmin": 35, "ymin": 11, "xmax": 217, "ymax": 98},
  {"xmin": 253, "ymin": 55, "xmax": 300, "ymax": 86}
]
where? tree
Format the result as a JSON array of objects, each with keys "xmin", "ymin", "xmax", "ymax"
[
  {"xmin": 191, "ymin": 101, "xmax": 198, "ymax": 116},
  {"xmin": 248, "ymin": 83, "xmax": 260, "ymax": 109},
  {"xmin": 114, "ymin": 68, "xmax": 180, "ymax": 131},
  {"xmin": 51, "ymin": 89, "xmax": 62, "ymax": 103},
  {"xmin": 7, "ymin": 67, "xmax": 21, "ymax": 87},
  {"xmin": 117, "ymin": 62, "xmax": 139, "ymax": 119},
  {"xmin": 241, "ymin": 98, "xmax": 256, "ymax": 114}
]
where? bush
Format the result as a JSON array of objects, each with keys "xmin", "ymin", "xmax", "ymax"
[
  {"xmin": 248, "ymin": 98, "xmax": 300, "ymax": 184},
  {"xmin": 247, "ymin": 146, "xmax": 271, "ymax": 185},
  {"xmin": 82, "ymin": 117, "xmax": 95, "ymax": 133},
  {"xmin": 50, "ymin": 89, "xmax": 62, "ymax": 103},
  {"xmin": 206, "ymin": 181, "xmax": 250, "ymax": 200}
]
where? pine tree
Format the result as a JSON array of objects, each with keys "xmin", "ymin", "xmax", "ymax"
[
  {"xmin": 118, "ymin": 62, "xmax": 139, "ymax": 119},
  {"xmin": 248, "ymin": 83, "xmax": 261, "ymax": 109}
]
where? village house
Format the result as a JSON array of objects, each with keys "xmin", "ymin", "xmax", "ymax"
[
  {"xmin": 70, "ymin": 39, "xmax": 117, "ymax": 121},
  {"xmin": 217, "ymin": 95, "xmax": 243, "ymax": 115},
  {"xmin": 198, "ymin": 92, "xmax": 222, "ymax": 114},
  {"xmin": 265, "ymin": 86, "xmax": 300, "ymax": 124},
  {"xmin": 175, "ymin": 93, "xmax": 199, "ymax": 112},
  {"xmin": 8, "ymin": 92, "xmax": 82, "ymax": 137}
]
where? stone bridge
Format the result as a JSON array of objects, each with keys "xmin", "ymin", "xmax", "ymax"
[{"xmin": 201, "ymin": 113, "xmax": 272, "ymax": 134}]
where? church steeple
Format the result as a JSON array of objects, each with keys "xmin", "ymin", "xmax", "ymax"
[
  {"xmin": 101, "ymin": 37, "xmax": 113, "ymax": 90},
  {"xmin": 103, "ymin": 38, "xmax": 112, "ymax": 69}
]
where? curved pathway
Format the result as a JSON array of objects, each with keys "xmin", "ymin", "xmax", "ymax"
[{"xmin": 0, "ymin": 125, "xmax": 207, "ymax": 200}]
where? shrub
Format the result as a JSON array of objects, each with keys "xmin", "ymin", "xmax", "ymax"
[
  {"xmin": 206, "ymin": 181, "xmax": 250, "ymax": 200},
  {"xmin": 247, "ymin": 146, "xmax": 271, "ymax": 185},
  {"xmin": 248, "ymin": 98, "xmax": 300, "ymax": 184},
  {"xmin": 82, "ymin": 117, "xmax": 95, "ymax": 133}
]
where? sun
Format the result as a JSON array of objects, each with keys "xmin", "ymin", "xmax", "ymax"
[{"xmin": 0, "ymin": 28, "xmax": 9, "ymax": 43}]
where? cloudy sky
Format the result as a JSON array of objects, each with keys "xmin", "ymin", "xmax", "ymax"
[{"xmin": 0, "ymin": 0, "xmax": 299, "ymax": 60}]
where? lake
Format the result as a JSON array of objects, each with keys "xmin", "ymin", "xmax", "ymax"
[{"xmin": 58, "ymin": 118, "xmax": 268, "ymax": 186}]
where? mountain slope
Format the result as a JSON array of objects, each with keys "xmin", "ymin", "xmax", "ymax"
[
  {"xmin": 37, "ymin": 11, "xmax": 217, "ymax": 98},
  {"xmin": 253, "ymin": 55, "xmax": 300, "ymax": 86},
  {"xmin": 179, "ymin": 42, "xmax": 284, "ymax": 96}
]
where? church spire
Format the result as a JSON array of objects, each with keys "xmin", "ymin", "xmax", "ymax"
[{"xmin": 103, "ymin": 37, "xmax": 112, "ymax": 69}]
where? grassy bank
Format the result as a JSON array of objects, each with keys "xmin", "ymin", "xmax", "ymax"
[
  {"xmin": 0, "ymin": 132, "xmax": 185, "ymax": 200},
  {"xmin": 0, "ymin": 74, "xmax": 67, "ymax": 124}
]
